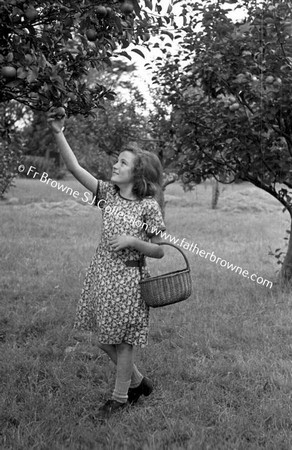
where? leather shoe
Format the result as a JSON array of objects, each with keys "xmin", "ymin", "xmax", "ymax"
[
  {"xmin": 127, "ymin": 377, "xmax": 153, "ymax": 404},
  {"xmin": 97, "ymin": 399, "xmax": 128, "ymax": 420}
]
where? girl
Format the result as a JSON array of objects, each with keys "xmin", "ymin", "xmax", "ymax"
[{"xmin": 47, "ymin": 110, "xmax": 166, "ymax": 420}]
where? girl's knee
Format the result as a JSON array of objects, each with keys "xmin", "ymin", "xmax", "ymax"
[
  {"xmin": 116, "ymin": 342, "xmax": 133, "ymax": 353},
  {"xmin": 97, "ymin": 342, "xmax": 111, "ymax": 351}
]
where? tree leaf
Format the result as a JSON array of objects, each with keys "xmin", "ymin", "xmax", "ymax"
[
  {"xmin": 117, "ymin": 51, "xmax": 132, "ymax": 61},
  {"xmin": 161, "ymin": 30, "xmax": 174, "ymax": 40},
  {"xmin": 145, "ymin": 0, "xmax": 153, "ymax": 9},
  {"xmin": 131, "ymin": 48, "xmax": 145, "ymax": 58},
  {"xmin": 132, "ymin": 0, "xmax": 142, "ymax": 17},
  {"xmin": 27, "ymin": 68, "xmax": 38, "ymax": 83},
  {"xmin": 156, "ymin": 4, "xmax": 162, "ymax": 14},
  {"xmin": 16, "ymin": 67, "xmax": 28, "ymax": 79}
]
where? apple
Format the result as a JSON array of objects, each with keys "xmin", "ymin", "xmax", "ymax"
[
  {"xmin": 86, "ymin": 29, "xmax": 98, "ymax": 41},
  {"xmin": 273, "ymin": 77, "xmax": 282, "ymax": 86},
  {"xmin": 265, "ymin": 75, "xmax": 274, "ymax": 84},
  {"xmin": 96, "ymin": 5, "xmax": 107, "ymax": 18},
  {"xmin": 68, "ymin": 92, "xmax": 77, "ymax": 101},
  {"xmin": 1, "ymin": 66, "xmax": 17, "ymax": 79},
  {"xmin": 120, "ymin": 1, "xmax": 134, "ymax": 15},
  {"xmin": 142, "ymin": 32, "xmax": 151, "ymax": 42},
  {"xmin": 283, "ymin": 20, "xmax": 292, "ymax": 36},
  {"xmin": 11, "ymin": 13, "xmax": 22, "ymax": 24},
  {"xmin": 229, "ymin": 103, "xmax": 240, "ymax": 111},
  {"xmin": 54, "ymin": 106, "xmax": 66, "ymax": 118},
  {"xmin": 235, "ymin": 73, "xmax": 247, "ymax": 82},
  {"xmin": 24, "ymin": 7, "xmax": 38, "ymax": 21},
  {"xmin": 106, "ymin": 7, "xmax": 114, "ymax": 18},
  {"xmin": 24, "ymin": 54, "xmax": 33, "ymax": 65},
  {"xmin": 30, "ymin": 92, "xmax": 39, "ymax": 100}
]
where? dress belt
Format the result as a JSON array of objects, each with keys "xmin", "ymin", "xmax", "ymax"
[{"xmin": 124, "ymin": 258, "xmax": 145, "ymax": 268}]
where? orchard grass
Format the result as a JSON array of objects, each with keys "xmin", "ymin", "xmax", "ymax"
[{"xmin": 1, "ymin": 177, "xmax": 292, "ymax": 449}]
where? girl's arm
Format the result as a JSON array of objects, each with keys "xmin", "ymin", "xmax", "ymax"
[
  {"xmin": 47, "ymin": 111, "xmax": 98, "ymax": 194},
  {"xmin": 53, "ymin": 132, "xmax": 98, "ymax": 193},
  {"xmin": 130, "ymin": 235, "xmax": 164, "ymax": 259},
  {"xmin": 108, "ymin": 234, "xmax": 164, "ymax": 259}
]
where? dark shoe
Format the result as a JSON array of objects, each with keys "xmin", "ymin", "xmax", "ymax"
[
  {"xmin": 97, "ymin": 399, "xmax": 128, "ymax": 420},
  {"xmin": 127, "ymin": 377, "xmax": 153, "ymax": 404}
]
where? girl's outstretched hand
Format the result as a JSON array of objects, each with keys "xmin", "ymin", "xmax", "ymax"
[
  {"xmin": 108, "ymin": 235, "xmax": 134, "ymax": 251},
  {"xmin": 47, "ymin": 106, "xmax": 66, "ymax": 134}
]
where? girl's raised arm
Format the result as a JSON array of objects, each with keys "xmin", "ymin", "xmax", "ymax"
[{"xmin": 47, "ymin": 110, "xmax": 98, "ymax": 194}]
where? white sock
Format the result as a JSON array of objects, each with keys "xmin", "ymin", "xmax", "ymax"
[
  {"xmin": 130, "ymin": 364, "xmax": 144, "ymax": 389},
  {"xmin": 112, "ymin": 379, "xmax": 131, "ymax": 403}
]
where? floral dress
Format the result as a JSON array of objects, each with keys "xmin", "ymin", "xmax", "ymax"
[{"xmin": 73, "ymin": 180, "xmax": 166, "ymax": 347}]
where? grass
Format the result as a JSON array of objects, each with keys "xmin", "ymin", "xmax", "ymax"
[{"xmin": 1, "ymin": 177, "xmax": 292, "ymax": 449}]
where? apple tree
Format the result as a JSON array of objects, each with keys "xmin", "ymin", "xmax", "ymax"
[
  {"xmin": 0, "ymin": 0, "xmax": 174, "ymax": 197},
  {"xmin": 150, "ymin": 0, "xmax": 292, "ymax": 283},
  {"xmin": 0, "ymin": 0, "xmax": 164, "ymax": 114},
  {"xmin": 21, "ymin": 62, "xmax": 154, "ymax": 180}
]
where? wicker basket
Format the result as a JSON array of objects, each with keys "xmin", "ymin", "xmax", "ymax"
[{"xmin": 139, "ymin": 242, "xmax": 192, "ymax": 308}]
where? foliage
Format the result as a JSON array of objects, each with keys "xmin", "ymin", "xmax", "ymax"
[
  {"xmin": 148, "ymin": 95, "xmax": 176, "ymax": 170},
  {"xmin": 19, "ymin": 62, "xmax": 154, "ymax": 181},
  {"xmin": 0, "ymin": 0, "xmax": 173, "ymax": 196},
  {"xmin": 268, "ymin": 227, "xmax": 291, "ymax": 269},
  {"xmin": 151, "ymin": 0, "xmax": 292, "ymax": 281},
  {"xmin": 0, "ymin": 102, "xmax": 26, "ymax": 198},
  {"xmin": 0, "ymin": 140, "xmax": 22, "ymax": 198},
  {"xmin": 0, "ymin": 0, "xmax": 173, "ymax": 115}
]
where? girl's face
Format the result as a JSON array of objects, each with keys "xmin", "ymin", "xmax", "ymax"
[{"xmin": 111, "ymin": 151, "xmax": 136, "ymax": 186}]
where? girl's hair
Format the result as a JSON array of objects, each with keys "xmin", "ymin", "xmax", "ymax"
[{"xmin": 120, "ymin": 145, "xmax": 165, "ymax": 216}]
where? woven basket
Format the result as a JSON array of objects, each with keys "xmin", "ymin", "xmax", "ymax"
[{"xmin": 139, "ymin": 242, "xmax": 192, "ymax": 308}]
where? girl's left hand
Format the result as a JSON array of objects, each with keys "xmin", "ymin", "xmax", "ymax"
[{"xmin": 108, "ymin": 235, "xmax": 134, "ymax": 251}]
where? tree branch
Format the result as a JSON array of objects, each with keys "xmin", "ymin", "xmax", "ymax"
[{"xmin": 246, "ymin": 174, "xmax": 292, "ymax": 213}]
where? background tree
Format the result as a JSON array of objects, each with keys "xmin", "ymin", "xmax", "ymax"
[
  {"xmin": 0, "ymin": 101, "xmax": 27, "ymax": 196},
  {"xmin": 151, "ymin": 0, "xmax": 292, "ymax": 283}
]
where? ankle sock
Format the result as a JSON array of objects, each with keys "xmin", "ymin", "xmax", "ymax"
[
  {"xmin": 130, "ymin": 364, "xmax": 144, "ymax": 389},
  {"xmin": 112, "ymin": 379, "xmax": 131, "ymax": 403}
]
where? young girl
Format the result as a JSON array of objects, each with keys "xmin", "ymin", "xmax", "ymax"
[{"xmin": 47, "ymin": 110, "xmax": 166, "ymax": 420}]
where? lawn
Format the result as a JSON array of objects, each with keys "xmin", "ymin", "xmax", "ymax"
[{"xmin": 1, "ymin": 176, "xmax": 292, "ymax": 449}]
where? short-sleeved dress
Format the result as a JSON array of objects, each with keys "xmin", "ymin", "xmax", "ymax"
[{"xmin": 73, "ymin": 180, "xmax": 166, "ymax": 347}]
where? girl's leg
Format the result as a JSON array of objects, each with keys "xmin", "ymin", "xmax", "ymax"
[
  {"xmin": 97, "ymin": 342, "xmax": 152, "ymax": 417},
  {"xmin": 98, "ymin": 342, "xmax": 117, "ymax": 364},
  {"xmin": 97, "ymin": 342, "xmax": 143, "ymax": 388},
  {"xmin": 112, "ymin": 343, "xmax": 152, "ymax": 405},
  {"xmin": 111, "ymin": 342, "xmax": 133, "ymax": 403}
]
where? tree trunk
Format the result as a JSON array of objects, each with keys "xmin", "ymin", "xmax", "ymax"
[
  {"xmin": 211, "ymin": 179, "xmax": 220, "ymax": 209},
  {"xmin": 279, "ymin": 217, "xmax": 292, "ymax": 283}
]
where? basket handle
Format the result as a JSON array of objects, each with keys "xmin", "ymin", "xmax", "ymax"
[
  {"xmin": 156, "ymin": 242, "xmax": 190, "ymax": 271},
  {"xmin": 138, "ymin": 242, "xmax": 190, "ymax": 275},
  {"xmin": 144, "ymin": 242, "xmax": 190, "ymax": 270}
]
